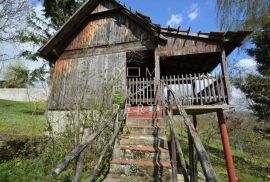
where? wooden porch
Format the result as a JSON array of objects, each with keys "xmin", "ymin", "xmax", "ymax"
[{"xmin": 126, "ymin": 72, "xmax": 231, "ymax": 114}]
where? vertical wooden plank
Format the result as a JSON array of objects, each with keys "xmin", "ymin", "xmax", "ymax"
[
  {"xmin": 142, "ymin": 78, "xmax": 144, "ymax": 105},
  {"xmin": 221, "ymin": 49, "xmax": 231, "ymax": 104},
  {"xmin": 128, "ymin": 79, "xmax": 131, "ymax": 104},
  {"xmin": 131, "ymin": 78, "xmax": 133, "ymax": 104},
  {"xmin": 177, "ymin": 75, "xmax": 181, "ymax": 101},
  {"xmin": 154, "ymin": 50, "xmax": 160, "ymax": 105},
  {"xmin": 185, "ymin": 74, "xmax": 189, "ymax": 105},
  {"xmin": 135, "ymin": 78, "xmax": 138, "ymax": 104},
  {"xmin": 202, "ymin": 74, "xmax": 207, "ymax": 104},
  {"xmin": 173, "ymin": 75, "xmax": 176, "ymax": 99},
  {"xmin": 220, "ymin": 73, "xmax": 225, "ymax": 102},
  {"xmin": 146, "ymin": 77, "xmax": 149, "ymax": 105},
  {"xmin": 207, "ymin": 73, "xmax": 212, "ymax": 103},
  {"xmin": 165, "ymin": 75, "xmax": 168, "ymax": 102},
  {"xmin": 181, "ymin": 74, "xmax": 185, "ymax": 104},
  {"xmin": 216, "ymin": 73, "xmax": 221, "ymax": 102},
  {"xmin": 190, "ymin": 74, "xmax": 194, "ymax": 105},
  {"xmin": 211, "ymin": 74, "xmax": 217, "ymax": 102},
  {"xmin": 198, "ymin": 73, "xmax": 203, "ymax": 105},
  {"xmin": 171, "ymin": 129, "xmax": 178, "ymax": 182},
  {"xmin": 194, "ymin": 73, "xmax": 198, "ymax": 104}
]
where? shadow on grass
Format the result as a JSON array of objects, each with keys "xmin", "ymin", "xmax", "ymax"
[
  {"xmin": 21, "ymin": 110, "xmax": 45, "ymax": 115},
  {"xmin": 205, "ymin": 145, "xmax": 268, "ymax": 179}
]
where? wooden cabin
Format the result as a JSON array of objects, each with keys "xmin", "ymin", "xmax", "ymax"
[
  {"xmin": 39, "ymin": 0, "xmax": 249, "ymax": 116},
  {"xmin": 39, "ymin": 0, "xmax": 251, "ymax": 181}
]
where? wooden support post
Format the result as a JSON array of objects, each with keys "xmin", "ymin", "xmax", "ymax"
[
  {"xmin": 154, "ymin": 49, "xmax": 161, "ymax": 105},
  {"xmin": 189, "ymin": 115, "xmax": 198, "ymax": 182},
  {"xmin": 220, "ymin": 49, "xmax": 232, "ymax": 104},
  {"xmin": 217, "ymin": 110, "xmax": 237, "ymax": 182},
  {"xmin": 171, "ymin": 128, "xmax": 178, "ymax": 182}
]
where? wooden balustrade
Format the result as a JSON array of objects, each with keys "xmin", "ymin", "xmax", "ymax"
[
  {"xmin": 127, "ymin": 78, "xmax": 155, "ymax": 105},
  {"xmin": 127, "ymin": 73, "xmax": 228, "ymax": 106}
]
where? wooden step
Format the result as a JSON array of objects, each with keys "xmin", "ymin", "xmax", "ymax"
[
  {"xmin": 114, "ymin": 145, "xmax": 170, "ymax": 161},
  {"xmin": 104, "ymin": 173, "xmax": 152, "ymax": 182},
  {"xmin": 111, "ymin": 159, "xmax": 171, "ymax": 167},
  {"xmin": 119, "ymin": 145, "xmax": 168, "ymax": 153},
  {"xmin": 109, "ymin": 159, "xmax": 172, "ymax": 180},
  {"xmin": 127, "ymin": 125, "xmax": 165, "ymax": 135},
  {"xmin": 126, "ymin": 119, "xmax": 165, "ymax": 127},
  {"xmin": 119, "ymin": 134, "xmax": 168, "ymax": 148}
]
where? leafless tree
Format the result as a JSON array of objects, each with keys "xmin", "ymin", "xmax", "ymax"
[{"xmin": 0, "ymin": 0, "xmax": 29, "ymax": 62}]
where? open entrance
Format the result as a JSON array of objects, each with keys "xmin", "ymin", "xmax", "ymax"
[{"xmin": 126, "ymin": 50, "xmax": 156, "ymax": 105}]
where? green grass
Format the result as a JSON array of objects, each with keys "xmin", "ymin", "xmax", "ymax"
[
  {"xmin": 0, "ymin": 99, "xmax": 47, "ymax": 138},
  {"xmin": 169, "ymin": 114, "xmax": 270, "ymax": 182}
]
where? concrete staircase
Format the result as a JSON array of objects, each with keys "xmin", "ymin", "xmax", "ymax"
[{"xmin": 104, "ymin": 106, "xmax": 173, "ymax": 182}]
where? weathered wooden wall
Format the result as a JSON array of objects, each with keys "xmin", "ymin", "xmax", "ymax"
[
  {"xmin": 49, "ymin": 53, "xmax": 126, "ymax": 110},
  {"xmin": 66, "ymin": 14, "xmax": 154, "ymax": 50},
  {"xmin": 157, "ymin": 35, "xmax": 221, "ymax": 57},
  {"xmin": 48, "ymin": 3, "xmax": 155, "ymax": 110}
]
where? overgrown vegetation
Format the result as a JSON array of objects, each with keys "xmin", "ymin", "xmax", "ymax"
[
  {"xmin": 172, "ymin": 112, "xmax": 270, "ymax": 182},
  {"xmin": 0, "ymin": 73, "xmax": 126, "ymax": 181}
]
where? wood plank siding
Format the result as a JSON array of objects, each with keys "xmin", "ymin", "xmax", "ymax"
[
  {"xmin": 48, "ymin": 3, "xmax": 156, "ymax": 110},
  {"xmin": 157, "ymin": 35, "xmax": 221, "ymax": 57},
  {"xmin": 66, "ymin": 14, "xmax": 154, "ymax": 51},
  {"xmin": 49, "ymin": 53, "xmax": 126, "ymax": 110}
]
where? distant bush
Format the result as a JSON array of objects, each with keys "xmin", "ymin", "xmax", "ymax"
[{"xmin": 3, "ymin": 63, "xmax": 29, "ymax": 88}]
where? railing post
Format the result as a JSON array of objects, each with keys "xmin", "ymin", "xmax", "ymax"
[
  {"xmin": 189, "ymin": 115, "xmax": 198, "ymax": 182},
  {"xmin": 220, "ymin": 49, "xmax": 231, "ymax": 104},
  {"xmin": 154, "ymin": 49, "xmax": 161, "ymax": 105},
  {"xmin": 171, "ymin": 127, "xmax": 178, "ymax": 182},
  {"xmin": 217, "ymin": 110, "xmax": 237, "ymax": 182}
]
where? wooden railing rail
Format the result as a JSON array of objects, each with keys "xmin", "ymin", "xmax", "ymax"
[
  {"xmin": 161, "ymin": 80, "xmax": 217, "ymax": 182},
  {"xmin": 51, "ymin": 102, "xmax": 126, "ymax": 182},
  {"xmin": 161, "ymin": 96, "xmax": 189, "ymax": 182}
]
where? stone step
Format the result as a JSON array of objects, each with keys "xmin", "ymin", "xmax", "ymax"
[
  {"xmin": 114, "ymin": 145, "xmax": 170, "ymax": 161},
  {"xmin": 109, "ymin": 160, "xmax": 172, "ymax": 181},
  {"xmin": 119, "ymin": 134, "xmax": 168, "ymax": 148},
  {"xmin": 126, "ymin": 119, "xmax": 165, "ymax": 127},
  {"xmin": 127, "ymin": 125, "xmax": 165, "ymax": 135}
]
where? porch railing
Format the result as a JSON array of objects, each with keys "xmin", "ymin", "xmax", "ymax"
[
  {"xmin": 161, "ymin": 73, "xmax": 228, "ymax": 106},
  {"xmin": 127, "ymin": 72, "xmax": 228, "ymax": 106},
  {"xmin": 127, "ymin": 78, "xmax": 155, "ymax": 105}
]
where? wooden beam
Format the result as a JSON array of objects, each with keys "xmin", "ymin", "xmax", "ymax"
[
  {"xmin": 220, "ymin": 49, "xmax": 232, "ymax": 104},
  {"xmin": 189, "ymin": 115, "xmax": 198, "ymax": 182},
  {"xmin": 165, "ymin": 86, "xmax": 217, "ymax": 181},
  {"xmin": 167, "ymin": 109, "xmax": 190, "ymax": 182},
  {"xmin": 154, "ymin": 49, "xmax": 161, "ymax": 105},
  {"xmin": 51, "ymin": 115, "xmax": 116, "ymax": 177},
  {"xmin": 60, "ymin": 41, "xmax": 155, "ymax": 59}
]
